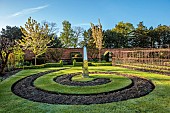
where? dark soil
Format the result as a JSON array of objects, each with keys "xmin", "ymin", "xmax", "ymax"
[
  {"xmin": 0, "ymin": 69, "xmax": 22, "ymax": 81},
  {"xmin": 11, "ymin": 69, "xmax": 155, "ymax": 105},
  {"xmin": 54, "ymin": 72, "xmax": 111, "ymax": 86}
]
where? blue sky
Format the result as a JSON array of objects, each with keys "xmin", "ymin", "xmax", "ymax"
[{"xmin": 0, "ymin": 0, "xmax": 170, "ymax": 32}]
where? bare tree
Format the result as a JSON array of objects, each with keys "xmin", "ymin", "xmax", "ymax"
[{"xmin": 73, "ymin": 26, "xmax": 84, "ymax": 48}]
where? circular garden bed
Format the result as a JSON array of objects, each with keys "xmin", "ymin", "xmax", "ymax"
[{"xmin": 11, "ymin": 69, "xmax": 155, "ymax": 105}]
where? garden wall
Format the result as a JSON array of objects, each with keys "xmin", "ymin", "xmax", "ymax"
[{"xmin": 24, "ymin": 48, "xmax": 115, "ymax": 61}]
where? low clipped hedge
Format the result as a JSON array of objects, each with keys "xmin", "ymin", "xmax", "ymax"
[
  {"xmin": 75, "ymin": 62, "xmax": 83, "ymax": 66},
  {"xmin": 91, "ymin": 62, "xmax": 112, "ymax": 66},
  {"xmin": 88, "ymin": 62, "xmax": 93, "ymax": 66},
  {"xmin": 73, "ymin": 60, "xmax": 83, "ymax": 67},
  {"xmin": 44, "ymin": 63, "xmax": 61, "ymax": 67},
  {"xmin": 24, "ymin": 65, "xmax": 45, "ymax": 69},
  {"xmin": 23, "ymin": 61, "xmax": 112, "ymax": 69},
  {"xmin": 24, "ymin": 60, "xmax": 63, "ymax": 69},
  {"xmin": 72, "ymin": 61, "xmax": 112, "ymax": 67}
]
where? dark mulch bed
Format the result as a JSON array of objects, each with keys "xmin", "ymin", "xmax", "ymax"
[
  {"xmin": 116, "ymin": 65, "xmax": 170, "ymax": 76},
  {"xmin": 11, "ymin": 69, "xmax": 155, "ymax": 105},
  {"xmin": 0, "ymin": 69, "xmax": 22, "ymax": 81},
  {"xmin": 54, "ymin": 72, "xmax": 111, "ymax": 86}
]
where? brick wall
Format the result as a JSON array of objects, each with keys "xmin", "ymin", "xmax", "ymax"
[
  {"xmin": 24, "ymin": 48, "xmax": 118, "ymax": 61},
  {"xmin": 60, "ymin": 48, "xmax": 83, "ymax": 60}
]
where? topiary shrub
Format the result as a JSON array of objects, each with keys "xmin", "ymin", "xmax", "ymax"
[
  {"xmin": 59, "ymin": 60, "xmax": 63, "ymax": 67},
  {"xmin": 73, "ymin": 59, "xmax": 76, "ymax": 67}
]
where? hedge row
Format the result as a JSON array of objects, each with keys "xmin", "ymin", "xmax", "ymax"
[
  {"xmin": 91, "ymin": 62, "xmax": 112, "ymax": 66},
  {"xmin": 23, "ymin": 61, "xmax": 112, "ymax": 69},
  {"xmin": 73, "ymin": 59, "xmax": 83, "ymax": 67},
  {"xmin": 73, "ymin": 60, "xmax": 112, "ymax": 67},
  {"xmin": 24, "ymin": 60, "xmax": 63, "ymax": 69}
]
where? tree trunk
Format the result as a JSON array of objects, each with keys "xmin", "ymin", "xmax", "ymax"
[
  {"xmin": 0, "ymin": 63, "xmax": 6, "ymax": 74},
  {"xmin": 0, "ymin": 53, "xmax": 9, "ymax": 74},
  {"xmin": 99, "ymin": 49, "xmax": 101, "ymax": 62},
  {"xmin": 35, "ymin": 55, "xmax": 37, "ymax": 65}
]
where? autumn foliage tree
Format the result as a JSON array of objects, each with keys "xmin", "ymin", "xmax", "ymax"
[
  {"xmin": 0, "ymin": 37, "xmax": 15, "ymax": 74},
  {"xmin": 0, "ymin": 26, "xmax": 22, "ymax": 74},
  {"xmin": 91, "ymin": 19, "xmax": 103, "ymax": 62},
  {"xmin": 19, "ymin": 17, "xmax": 51, "ymax": 65}
]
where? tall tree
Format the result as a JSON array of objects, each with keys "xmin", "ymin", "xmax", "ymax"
[
  {"xmin": 103, "ymin": 30, "xmax": 120, "ymax": 48},
  {"xmin": 19, "ymin": 17, "xmax": 51, "ymax": 65},
  {"xmin": 112, "ymin": 21, "xmax": 134, "ymax": 48},
  {"xmin": 91, "ymin": 19, "xmax": 103, "ymax": 62},
  {"xmin": 0, "ymin": 26, "xmax": 22, "ymax": 74},
  {"xmin": 48, "ymin": 36, "xmax": 63, "ymax": 48},
  {"xmin": 1, "ymin": 26, "xmax": 22, "ymax": 40},
  {"xmin": 133, "ymin": 22, "xmax": 149, "ymax": 48},
  {"xmin": 72, "ymin": 26, "xmax": 84, "ymax": 48},
  {"xmin": 0, "ymin": 36, "xmax": 15, "ymax": 74},
  {"xmin": 59, "ymin": 20, "xmax": 74, "ymax": 48},
  {"xmin": 147, "ymin": 26, "xmax": 157, "ymax": 48},
  {"xmin": 79, "ymin": 29, "xmax": 92, "ymax": 47},
  {"xmin": 42, "ymin": 21, "xmax": 63, "ymax": 48},
  {"xmin": 155, "ymin": 25, "xmax": 170, "ymax": 47},
  {"xmin": 42, "ymin": 21, "xmax": 59, "ymax": 35},
  {"xmin": 79, "ymin": 29, "xmax": 99, "ymax": 61}
]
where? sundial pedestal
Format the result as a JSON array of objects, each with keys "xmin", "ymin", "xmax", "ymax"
[{"xmin": 82, "ymin": 46, "xmax": 89, "ymax": 78}]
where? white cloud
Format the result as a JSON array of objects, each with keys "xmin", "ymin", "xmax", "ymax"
[{"xmin": 10, "ymin": 4, "xmax": 49, "ymax": 17}]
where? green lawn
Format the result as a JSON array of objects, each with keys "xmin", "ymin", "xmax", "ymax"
[
  {"xmin": 0, "ymin": 66, "xmax": 170, "ymax": 113},
  {"xmin": 34, "ymin": 68, "xmax": 131, "ymax": 94}
]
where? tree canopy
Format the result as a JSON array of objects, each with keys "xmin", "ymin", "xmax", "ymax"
[
  {"xmin": 0, "ymin": 26, "xmax": 22, "ymax": 74},
  {"xmin": 19, "ymin": 17, "xmax": 51, "ymax": 65},
  {"xmin": 59, "ymin": 20, "xmax": 74, "ymax": 48}
]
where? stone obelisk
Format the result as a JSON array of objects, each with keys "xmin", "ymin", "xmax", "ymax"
[{"xmin": 82, "ymin": 46, "xmax": 89, "ymax": 78}]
